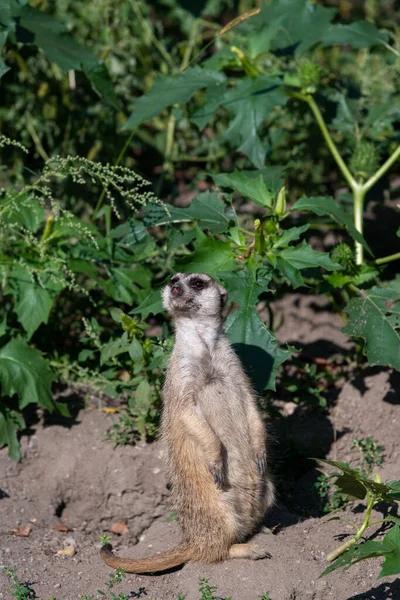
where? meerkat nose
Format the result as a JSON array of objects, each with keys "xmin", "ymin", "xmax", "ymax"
[{"xmin": 171, "ymin": 285, "xmax": 184, "ymax": 297}]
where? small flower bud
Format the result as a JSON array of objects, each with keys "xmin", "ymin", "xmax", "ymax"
[
  {"xmin": 330, "ymin": 243, "xmax": 357, "ymax": 274},
  {"xmin": 274, "ymin": 186, "xmax": 286, "ymax": 216},
  {"xmin": 297, "ymin": 59, "xmax": 322, "ymax": 94},
  {"xmin": 350, "ymin": 141, "xmax": 380, "ymax": 180}
]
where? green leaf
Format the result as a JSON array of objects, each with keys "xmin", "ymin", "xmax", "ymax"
[
  {"xmin": 130, "ymin": 290, "xmax": 164, "ymax": 318},
  {"xmin": 334, "ymin": 473, "xmax": 367, "ymax": 501},
  {"xmin": 0, "ymin": 30, "xmax": 10, "ymax": 78},
  {"xmin": 5, "ymin": 194, "xmax": 46, "ymax": 232},
  {"xmin": 122, "ymin": 67, "xmax": 226, "ymax": 131},
  {"xmin": 316, "ymin": 459, "xmax": 395, "ymax": 501},
  {"xmin": 321, "ymin": 538, "xmax": 394, "ymax": 577},
  {"xmin": 274, "ymin": 240, "xmax": 341, "ymax": 288},
  {"xmin": 255, "ymin": 0, "xmax": 336, "ymax": 56},
  {"xmin": 145, "ymin": 191, "xmax": 236, "ymax": 234},
  {"xmin": 387, "ymin": 481, "xmax": 400, "ymax": 501},
  {"xmin": 212, "ymin": 171, "xmax": 273, "ymax": 208},
  {"xmin": 323, "ymin": 22, "xmax": 389, "ymax": 50},
  {"xmin": 248, "ymin": 15, "xmax": 286, "ymax": 58},
  {"xmin": 273, "ymin": 224, "xmax": 310, "ymax": 249},
  {"xmin": 291, "ymin": 196, "xmax": 372, "ymax": 255},
  {"xmin": 100, "ymin": 266, "xmax": 152, "ymax": 304},
  {"xmin": 134, "ymin": 379, "xmax": 152, "ymax": 411},
  {"xmin": 84, "ymin": 62, "xmax": 119, "ymax": 108},
  {"xmin": 222, "ymin": 75, "xmax": 287, "ymax": 168},
  {"xmin": 0, "ymin": 317, "xmax": 7, "ymax": 337},
  {"xmin": 129, "ymin": 339, "xmax": 143, "ymax": 364},
  {"xmin": 10, "ymin": 3, "xmax": 114, "ymax": 102},
  {"xmin": 5, "ymin": 265, "xmax": 63, "ymax": 338},
  {"xmin": 342, "ymin": 285, "xmax": 400, "ymax": 370},
  {"xmin": 0, "ymin": 337, "xmax": 55, "ymax": 410},
  {"xmin": 179, "ymin": 230, "xmax": 236, "ymax": 274},
  {"xmin": 0, "ymin": 405, "xmax": 25, "ymax": 461},
  {"xmin": 222, "ymin": 268, "xmax": 291, "ymax": 391},
  {"xmin": 378, "ymin": 526, "xmax": 400, "ymax": 578},
  {"xmin": 100, "ymin": 335, "xmax": 131, "ymax": 365}
]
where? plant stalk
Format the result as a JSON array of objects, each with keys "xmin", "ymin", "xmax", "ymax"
[
  {"xmin": 353, "ymin": 185, "xmax": 366, "ymax": 265},
  {"xmin": 327, "ymin": 492, "xmax": 376, "ymax": 562},
  {"xmin": 374, "ymin": 251, "xmax": 400, "ymax": 265}
]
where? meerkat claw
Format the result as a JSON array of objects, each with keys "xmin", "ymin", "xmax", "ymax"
[{"xmin": 209, "ymin": 465, "xmax": 224, "ymax": 489}]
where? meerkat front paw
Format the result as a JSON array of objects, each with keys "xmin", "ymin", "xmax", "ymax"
[
  {"xmin": 254, "ymin": 451, "xmax": 267, "ymax": 475},
  {"xmin": 208, "ymin": 462, "xmax": 224, "ymax": 489}
]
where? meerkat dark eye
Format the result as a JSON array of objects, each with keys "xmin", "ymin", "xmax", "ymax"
[
  {"xmin": 170, "ymin": 276, "xmax": 179, "ymax": 285},
  {"xmin": 190, "ymin": 278, "xmax": 206, "ymax": 291}
]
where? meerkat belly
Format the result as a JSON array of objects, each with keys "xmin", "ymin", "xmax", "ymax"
[{"xmin": 197, "ymin": 380, "xmax": 256, "ymax": 485}]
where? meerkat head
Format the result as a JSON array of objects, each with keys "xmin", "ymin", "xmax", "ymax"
[{"xmin": 162, "ymin": 273, "xmax": 227, "ymax": 320}]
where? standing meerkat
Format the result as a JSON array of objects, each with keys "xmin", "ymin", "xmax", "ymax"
[{"xmin": 101, "ymin": 272, "xmax": 274, "ymax": 573}]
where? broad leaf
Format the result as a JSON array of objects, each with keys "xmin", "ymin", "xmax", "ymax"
[
  {"xmin": 5, "ymin": 265, "xmax": 64, "ymax": 338},
  {"xmin": 100, "ymin": 334, "xmax": 131, "ymax": 365},
  {"xmin": 316, "ymin": 459, "xmax": 396, "ymax": 501},
  {"xmin": 291, "ymin": 196, "xmax": 372, "ymax": 255},
  {"xmin": 387, "ymin": 481, "xmax": 400, "ymax": 501},
  {"xmin": 179, "ymin": 230, "xmax": 236, "ymax": 274},
  {"xmin": 100, "ymin": 266, "xmax": 152, "ymax": 304},
  {"xmin": 274, "ymin": 240, "xmax": 341, "ymax": 288},
  {"xmin": 0, "ymin": 338, "xmax": 55, "ymax": 411},
  {"xmin": 130, "ymin": 290, "xmax": 164, "ymax": 318},
  {"xmin": 378, "ymin": 525, "xmax": 400, "ymax": 578},
  {"xmin": 255, "ymin": 0, "xmax": 336, "ymax": 56},
  {"xmin": 122, "ymin": 67, "xmax": 226, "ymax": 131},
  {"xmin": 222, "ymin": 75, "xmax": 287, "ymax": 168},
  {"xmin": 0, "ymin": 405, "xmax": 25, "ymax": 461},
  {"xmin": 0, "ymin": 30, "xmax": 10, "ymax": 78},
  {"xmin": 321, "ymin": 538, "xmax": 394, "ymax": 577},
  {"xmin": 273, "ymin": 224, "xmax": 310, "ymax": 249},
  {"xmin": 212, "ymin": 171, "xmax": 273, "ymax": 208},
  {"xmin": 222, "ymin": 268, "xmax": 291, "ymax": 391},
  {"xmin": 9, "ymin": 4, "xmax": 115, "ymax": 104},
  {"xmin": 342, "ymin": 285, "xmax": 400, "ymax": 370},
  {"xmin": 144, "ymin": 192, "xmax": 235, "ymax": 234},
  {"xmin": 323, "ymin": 22, "xmax": 389, "ymax": 50}
]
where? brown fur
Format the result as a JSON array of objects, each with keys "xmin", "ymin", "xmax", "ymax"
[{"xmin": 100, "ymin": 273, "xmax": 274, "ymax": 573}]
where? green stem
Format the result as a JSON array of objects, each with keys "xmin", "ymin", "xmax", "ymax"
[
  {"xmin": 289, "ymin": 91, "xmax": 356, "ymax": 189},
  {"xmin": 374, "ymin": 251, "xmax": 400, "ymax": 266},
  {"xmin": 327, "ymin": 492, "xmax": 376, "ymax": 562},
  {"xmin": 353, "ymin": 185, "xmax": 366, "ymax": 265},
  {"xmin": 363, "ymin": 145, "xmax": 400, "ymax": 193},
  {"xmin": 91, "ymin": 128, "xmax": 136, "ymax": 221},
  {"xmin": 40, "ymin": 216, "xmax": 54, "ymax": 243}
]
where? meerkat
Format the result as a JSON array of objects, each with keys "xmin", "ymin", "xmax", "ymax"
[{"xmin": 101, "ymin": 272, "xmax": 274, "ymax": 573}]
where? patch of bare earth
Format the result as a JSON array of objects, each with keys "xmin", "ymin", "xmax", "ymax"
[{"xmin": 1, "ymin": 294, "xmax": 399, "ymax": 600}]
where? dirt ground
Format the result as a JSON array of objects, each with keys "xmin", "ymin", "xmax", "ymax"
[{"xmin": 1, "ymin": 293, "xmax": 399, "ymax": 600}]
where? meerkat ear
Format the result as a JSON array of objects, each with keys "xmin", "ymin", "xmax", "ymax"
[{"xmin": 217, "ymin": 283, "xmax": 228, "ymax": 307}]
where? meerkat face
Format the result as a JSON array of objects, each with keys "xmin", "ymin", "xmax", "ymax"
[{"xmin": 162, "ymin": 273, "xmax": 227, "ymax": 318}]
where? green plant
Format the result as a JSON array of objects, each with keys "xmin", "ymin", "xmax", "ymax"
[
  {"xmin": 199, "ymin": 578, "xmax": 231, "ymax": 600},
  {"xmin": 352, "ymin": 437, "xmax": 385, "ymax": 474},
  {"xmin": 3, "ymin": 568, "xmax": 37, "ymax": 600},
  {"xmin": 114, "ymin": 0, "xmax": 400, "ymax": 373},
  {"xmin": 314, "ymin": 473, "xmax": 347, "ymax": 514},
  {"xmin": 316, "ymin": 460, "xmax": 400, "ymax": 578},
  {"xmin": 0, "ymin": 137, "xmax": 165, "ymax": 459}
]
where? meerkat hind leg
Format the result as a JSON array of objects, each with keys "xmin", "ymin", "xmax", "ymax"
[{"xmin": 228, "ymin": 543, "xmax": 271, "ymax": 561}]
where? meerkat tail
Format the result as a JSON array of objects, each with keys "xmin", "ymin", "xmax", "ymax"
[{"xmin": 100, "ymin": 543, "xmax": 191, "ymax": 573}]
